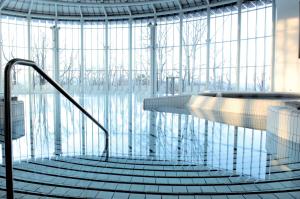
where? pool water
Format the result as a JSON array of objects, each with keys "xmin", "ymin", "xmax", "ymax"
[{"xmin": 3, "ymin": 93, "xmax": 300, "ymax": 181}]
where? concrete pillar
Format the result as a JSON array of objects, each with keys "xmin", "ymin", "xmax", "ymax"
[
  {"xmin": 149, "ymin": 111, "xmax": 157, "ymax": 158},
  {"xmin": 52, "ymin": 21, "xmax": 61, "ymax": 156},
  {"xmin": 80, "ymin": 18, "xmax": 85, "ymax": 155},
  {"xmin": 149, "ymin": 22, "xmax": 157, "ymax": 97},
  {"xmin": 27, "ymin": 17, "xmax": 35, "ymax": 158}
]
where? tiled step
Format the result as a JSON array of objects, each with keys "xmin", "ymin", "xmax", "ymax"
[
  {"xmin": 10, "ymin": 163, "xmax": 300, "ymax": 187},
  {"xmin": 3, "ymin": 184, "xmax": 300, "ymax": 199},
  {"xmin": 12, "ymin": 164, "xmax": 257, "ymax": 185},
  {"xmin": 1, "ymin": 171, "xmax": 300, "ymax": 196},
  {"xmin": 0, "ymin": 156, "xmax": 300, "ymax": 198},
  {"xmin": 18, "ymin": 161, "xmax": 240, "ymax": 179},
  {"xmin": 26, "ymin": 159, "xmax": 230, "ymax": 175},
  {"xmin": 7, "ymin": 159, "xmax": 300, "ymax": 187},
  {"xmin": 47, "ymin": 157, "xmax": 298, "ymax": 173},
  {"xmin": 75, "ymin": 154, "xmax": 292, "ymax": 167},
  {"xmin": 67, "ymin": 154, "xmax": 300, "ymax": 171},
  {"xmin": 18, "ymin": 158, "xmax": 300, "ymax": 184},
  {"xmin": 33, "ymin": 156, "xmax": 300, "ymax": 179}
]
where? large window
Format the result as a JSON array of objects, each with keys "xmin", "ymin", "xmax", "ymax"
[
  {"xmin": 240, "ymin": 1, "xmax": 272, "ymax": 91},
  {"xmin": 59, "ymin": 21, "xmax": 81, "ymax": 91},
  {"xmin": 183, "ymin": 12, "xmax": 208, "ymax": 92},
  {"xmin": 132, "ymin": 19, "xmax": 151, "ymax": 95},
  {"xmin": 0, "ymin": 0, "xmax": 274, "ymax": 160},
  {"xmin": 209, "ymin": 5, "xmax": 239, "ymax": 91},
  {"xmin": 1, "ymin": 16, "xmax": 28, "ymax": 92},
  {"xmin": 31, "ymin": 19, "xmax": 54, "ymax": 90},
  {"xmin": 83, "ymin": 22, "xmax": 105, "ymax": 92},
  {"xmin": 156, "ymin": 17, "xmax": 180, "ymax": 94},
  {"xmin": 108, "ymin": 21, "xmax": 129, "ymax": 92},
  {"xmin": 0, "ymin": 1, "xmax": 273, "ymax": 94}
]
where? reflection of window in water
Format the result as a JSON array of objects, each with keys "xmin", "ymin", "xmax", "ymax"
[{"xmin": 2, "ymin": 94, "xmax": 280, "ymax": 180}]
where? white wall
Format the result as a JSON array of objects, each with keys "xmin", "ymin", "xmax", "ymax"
[{"xmin": 274, "ymin": 0, "xmax": 300, "ymax": 92}]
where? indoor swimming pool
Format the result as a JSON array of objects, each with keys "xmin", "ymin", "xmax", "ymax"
[
  {"xmin": 0, "ymin": 93, "xmax": 299, "ymax": 198},
  {"xmin": 0, "ymin": 0, "xmax": 299, "ymax": 197},
  {"xmin": 2, "ymin": 93, "xmax": 299, "ymax": 182}
]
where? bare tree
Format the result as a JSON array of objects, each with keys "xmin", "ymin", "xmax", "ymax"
[
  {"xmin": 225, "ymin": 72, "xmax": 232, "ymax": 90},
  {"xmin": 134, "ymin": 26, "xmax": 151, "ymax": 91},
  {"xmin": 256, "ymin": 72, "xmax": 265, "ymax": 91},
  {"xmin": 156, "ymin": 23, "xmax": 170, "ymax": 93},
  {"xmin": 60, "ymin": 51, "xmax": 76, "ymax": 89},
  {"xmin": 32, "ymin": 34, "xmax": 48, "ymax": 88},
  {"xmin": 182, "ymin": 18, "xmax": 207, "ymax": 92}
]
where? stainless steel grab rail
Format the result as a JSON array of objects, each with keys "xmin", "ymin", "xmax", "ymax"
[{"xmin": 4, "ymin": 58, "xmax": 109, "ymax": 198}]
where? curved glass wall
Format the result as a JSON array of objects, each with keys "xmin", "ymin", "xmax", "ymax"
[
  {"xmin": 0, "ymin": 0, "xmax": 273, "ymax": 159},
  {"xmin": 0, "ymin": 1, "xmax": 273, "ymax": 95}
]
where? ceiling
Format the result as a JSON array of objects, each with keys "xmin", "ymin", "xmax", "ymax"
[{"xmin": 0, "ymin": 0, "xmax": 243, "ymax": 21}]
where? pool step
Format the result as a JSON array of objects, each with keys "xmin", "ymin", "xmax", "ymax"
[{"xmin": 0, "ymin": 156, "xmax": 299, "ymax": 198}]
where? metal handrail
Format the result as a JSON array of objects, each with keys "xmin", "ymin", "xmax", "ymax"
[{"xmin": 4, "ymin": 58, "xmax": 109, "ymax": 198}]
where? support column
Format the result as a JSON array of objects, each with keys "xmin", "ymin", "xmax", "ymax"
[
  {"xmin": 128, "ymin": 18, "xmax": 133, "ymax": 156},
  {"xmin": 149, "ymin": 22, "xmax": 157, "ymax": 97},
  {"xmin": 177, "ymin": 115, "xmax": 182, "ymax": 161},
  {"xmin": 52, "ymin": 20, "xmax": 61, "ymax": 156},
  {"xmin": 236, "ymin": 0, "xmax": 242, "ymax": 90},
  {"xmin": 206, "ymin": 7, "xmax": 211, "ymax": 90},
  {"xmin": 80, "ymin": 18, "xmax": 85, "ymax": 155},
  {"xmin": 271, "ymin": 0, "xmax": 276, "ymax": 91},
  {"xmin": 179, "ymin": 12, "xmax": 183, "ymax": 94},
  {"xmin": 128, "ymin": 94, "xmax": 133, "ymax": 156},
  {"xmin": 128, "ymin": 18, "xmax": 133, "ymax": 94},
  {"xmin": 104, "ymin": 19, "xmax": 109, "ymax": 94},
  {"xmin": 104, "ymin": 19, "xmax": 109, "ymax": 129},
  {"xmin": 104, "ymin": 19, "xmax": 110, "ymax": 156},
  {"xmin": 27, "ymin": 16, "xmax": 35, "ymax": 159},
  {"xmin": 204, "ymin": 120, "xmax": 208, "ymax": 166},
  {"xmin": 233, "ymin": 126, "xmax": 238, "ymax": 173},
  {"xmin": 149, "ymin": 111, "xmax": 157, "ymax": 159}
]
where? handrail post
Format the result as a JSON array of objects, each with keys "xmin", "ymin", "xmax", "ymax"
[
  {"xmin": 4, "ymin": 59, "xmax": 16, "ymax": 199},
  {"xmin": 4, "ymin": 58, "xmax": 109, "ymax": 198}
]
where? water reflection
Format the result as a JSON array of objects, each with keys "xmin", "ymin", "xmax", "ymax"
[{"xmin": 1, "ymin": 93, "xmax": 299, "ymax": 180}]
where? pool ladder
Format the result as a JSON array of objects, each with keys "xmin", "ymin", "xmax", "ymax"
[{"xmin": 3, "ymin": 58, "xmax": 109, "ymax": 198}]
